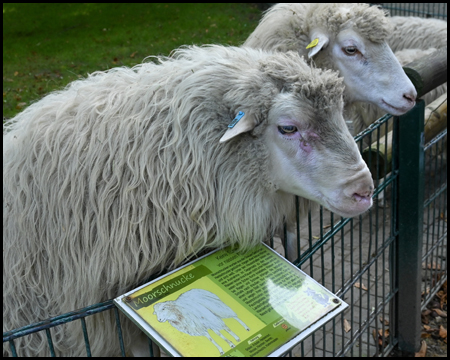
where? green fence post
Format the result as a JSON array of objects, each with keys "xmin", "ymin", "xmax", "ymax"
[{"xmin": 394, "ymin": 100, "xmax": 425, "ymax": 354}]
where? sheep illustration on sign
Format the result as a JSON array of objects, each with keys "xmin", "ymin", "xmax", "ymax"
[{"xmin": 153, "ymin": 289, "xmax": 250, "ymax": 355}]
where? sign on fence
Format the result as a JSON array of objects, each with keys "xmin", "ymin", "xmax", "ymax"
[{"xmin": 115, "ymin": 243, "xmax": 348, "ymax": 357}]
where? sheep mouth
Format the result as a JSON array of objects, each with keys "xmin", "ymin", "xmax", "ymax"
[
  {"xmin": 324, "ymin": 197, "xmax": 372, "ymax": 219},
  {"xmin": 380, "ymin": 99, "xmax": 414, "ymax": 115}
]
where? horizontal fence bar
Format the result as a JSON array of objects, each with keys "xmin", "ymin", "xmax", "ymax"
[
  {"xmin": 423, "ymin": 183, "xmax": 448, "ymax": 208},
  {"xmin": 3, "ymin": 301, "xmax": 115, "ymax": 342},
  {"xmin": 424, "ymin": 128, "xmax": 447, "ymax": 151},
  {"xmin": 420, "ymin": 275, "xmax": 448, "ymax": 311},
  {"xmin": 296, "ymin": 216, "xmax": 351, "ymax": 266},
  {"xmin": 421, "ymin": 232, "xmax": 448, "ymax": 264}
]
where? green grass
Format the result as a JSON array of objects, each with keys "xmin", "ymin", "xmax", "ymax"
[{"xmin": 3, "ymin": 3, "xmax": 262, "ymax": 119}]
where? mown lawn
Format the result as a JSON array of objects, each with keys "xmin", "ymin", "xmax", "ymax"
[{"xmin": 3, "ymin": 3, "xmax": 263, "ymax": 119}]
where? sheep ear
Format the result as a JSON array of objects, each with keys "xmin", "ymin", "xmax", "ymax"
[
  {"xmin": 307, "ymin": 33, "xmax": 329, "ymax": 58},
  {"xmin": 219, "ymin": 111, "xmax": 257, "ymax": 143}
]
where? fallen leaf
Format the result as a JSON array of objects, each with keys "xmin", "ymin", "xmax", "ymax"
[
  {"xmin": 379, "ymin": 316, "xmax": 389, "ymax": 326},
  {"xmin": 355, "ymin": 282, "xmax": 368, "ymax": 291},
  {"xmin": 432, "ymin": 308, "xmax": 447, "ymax": 317},
  {"xmin": 422, "ymin": 309, "xmax": 432, "ymax": 316},
  {"xmin": 415, "ymin": 340, "xmax": 427, "ymax": 357},
  {"xmin": 436, "ymin": 290, "xmax": 446, "ymax": 300},
  {"xmin": 423, "ymin": 324, "xmax": 431, "ymax": 331},
  {"xmin": 421, "ymin": 332, "xmax": 431, "ymax": 338},
  {"xmin": 436, "ymin": 290, "xmax": 447, "ymax": 309},
  {"xmin": 372, "ymin": 328, "xmax": 389, "ymax": 347},
  {"xmin": 439, "ymin": 325, "xmax": 447, "ymax": 339},
  {"xmin": 323, "ymin": 224, "xmax": 331, "ymax": 229},
  {"xmin": 343, "ymin": 319, "xmax": 351, "ymax": 333},
  {"xmin": 14, "ymin": 71, "xmax": 19, "ymax": 76},
  {"xmin": 130, "ymin": 51, "xmax": 137, "ymax": 58}
]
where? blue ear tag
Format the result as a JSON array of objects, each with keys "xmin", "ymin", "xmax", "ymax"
[{"xmin": 228, "ymin": 111, "xmax": 245, "ymax": 128}]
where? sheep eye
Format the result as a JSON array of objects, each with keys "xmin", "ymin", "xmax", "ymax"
[
  {"xmin": 344, "ymin": 46, "xmax": 358, "ymax": 55},
  {"xmin": 278, "ymin": 125, "xmax": 297, "ymax": 134}
]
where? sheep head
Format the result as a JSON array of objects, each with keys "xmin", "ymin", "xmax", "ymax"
[
  {"xmin": 220, "ymin": 62, "xmax": 374, "ymax": 218},
  {"xmin": 244, "ymin": 3, "xmax": 417, "ymax": 116},
  {"xmin": 308, "ymin": 26, "xmax": 417, "ymax": 116}
]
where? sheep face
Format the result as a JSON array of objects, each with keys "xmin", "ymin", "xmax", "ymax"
[
  {"xmin": 221, "ymin": 91, "xmax": 374, "ymax": 218},
  {"xmin": 322, "ymin": 28, "xmax": 417, "ymax": 115},
  {"xmin": 263, "ymin": 93, "xmax": 374, "ymax": 218},
  {"xmin": 153, "ymin": 302, "xmax": 174, "ymax": 323},
  {"xmin": 244, "ymin": 3, "xmax": 418, "ymax": 116}
]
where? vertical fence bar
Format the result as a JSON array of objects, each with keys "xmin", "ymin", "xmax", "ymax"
[
  {"xmin": 45, "ymin": 328, "xmax": 56, "ymax": 357},
  {"xmin": 80, "ymin": 317, "xmax": 92, "ymax": 357},
  {"xmin": 394, "ymin": 100, "xmax": 425, "ymax": 354}
]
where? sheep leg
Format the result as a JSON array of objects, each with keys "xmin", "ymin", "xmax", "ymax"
[
  {"xmin": 204, "ymin": 334, "xmax": 224, "ymax": 355},
  {"xmin": 234, "ymin": 317, "xmax": 250, "ymax": 331},
  {"xmin": 215, "ymin": 327, "xmax": 239, "ymax": 344},
  {"xmin": 285, "ymin": 230, "xmax": 298, "ymax": 263}
]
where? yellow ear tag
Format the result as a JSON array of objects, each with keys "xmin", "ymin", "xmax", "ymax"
[{"xmin": 306, "ymin": 38, "xmax": 319, "ymax": 49}]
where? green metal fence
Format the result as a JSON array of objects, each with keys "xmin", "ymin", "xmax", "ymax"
[{"xmin": 373, "ymin": 3, "xmax": 447, "ymax": 20}]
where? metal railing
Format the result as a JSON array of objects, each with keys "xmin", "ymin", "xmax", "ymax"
[{"xmin": 372, "ymin": 3, "xmax": 447, "ymax": 20}]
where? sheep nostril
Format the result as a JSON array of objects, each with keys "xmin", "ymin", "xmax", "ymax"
[
  {"xmin": 403, "ymin": 93, "xmax": 416, "ymax": 104},
  {"xmin": 353, "ymin": 190, "xmax": 373, "ymax": 203}
]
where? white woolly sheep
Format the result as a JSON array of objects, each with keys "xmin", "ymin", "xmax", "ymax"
[
  {"xmin": 153, "ymin": 289, "xmax": 249, "ymax": 355},
  {"xmin": 244, "ymin": 2, "xmax": 418, "ymax": 134},
  {"xmin": 3, "ymin": 45, "xmax": 374, "ymax": 356},
  {"xmin": 243, "ymin": 2, "xmax": 419, "ymax": 257},
  {"xmin": 350, "ymin": 12, "xmax": 448, "ymax": 134}
]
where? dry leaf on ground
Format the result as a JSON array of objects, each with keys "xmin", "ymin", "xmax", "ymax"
[
  {"xmin": 343, "ymin": 319, "xmax": 351, "ymax": 333},
  {"xmin": 355, "ymin": 282, "xmax": 368, "ymax": 290},
  {"xmin": 432, "ymin": 308, "xmax": 447, "ymax": 317},
  {"xmin": 439, "ymin": 325, "xmax": 447, "ymax": 339},
  {"xmin": 415, "ymin": 340, "xmax": 427, "ymax": 357}
]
